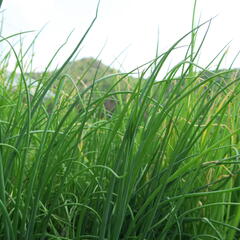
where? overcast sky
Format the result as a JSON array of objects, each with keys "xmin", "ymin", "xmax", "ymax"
[{"xmin": 1, "ymin": 0, "xmax": 240, "ymax": 73}]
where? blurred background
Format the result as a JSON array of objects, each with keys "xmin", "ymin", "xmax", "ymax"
[{"xmin": 1, "ymin": 0, "xmax": 240, "ymax": 75}]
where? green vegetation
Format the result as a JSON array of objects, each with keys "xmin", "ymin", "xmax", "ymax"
[
  {"xmin": 29, "ymin": 57, "xmax": 121, "ymax": 90},
  {"xmin": 2, "ymin": 2, "xmax": 240, "ymax": 240}
]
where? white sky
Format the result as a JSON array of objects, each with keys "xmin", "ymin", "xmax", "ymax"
[{"xmin": 1, "ymin": 0, "xmax": 240, "ymax": 74}]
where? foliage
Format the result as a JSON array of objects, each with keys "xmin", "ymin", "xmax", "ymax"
[{"xmin": 1, "ymin": 2, "xmax": 240, "ymax": 240}]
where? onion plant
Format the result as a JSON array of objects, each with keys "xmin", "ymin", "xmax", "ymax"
[{"xmin": 1, "ymin": 1, "xmax": 240, "ymax": 240}]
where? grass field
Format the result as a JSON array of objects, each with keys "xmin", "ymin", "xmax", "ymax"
[{"xmin": 1, "ymin": 2, "xmax": 240, "ymax": 240}]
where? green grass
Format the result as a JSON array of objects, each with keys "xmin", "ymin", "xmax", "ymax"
[{"xmin": 1, "ymin": 2, "xmax": 240, "ymax": 240}]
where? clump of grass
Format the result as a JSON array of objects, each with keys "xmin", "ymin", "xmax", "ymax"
[{"xmin": 1, "ymin": 1, "xmax": 240, "ymax": 240}]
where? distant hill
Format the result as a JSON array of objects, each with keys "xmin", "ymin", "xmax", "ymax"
[{"xmin": 29, "ymin": 57, "xmax": 124, "ymax": 91}]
